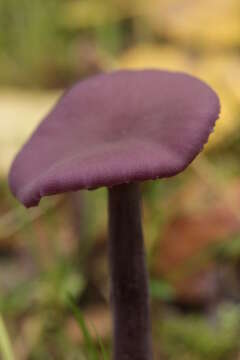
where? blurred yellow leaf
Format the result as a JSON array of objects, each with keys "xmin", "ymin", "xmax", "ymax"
[
  {"xmin": 209, "ymin": 56, "xmax": 240, "ymax": 103},
  {"xmin": 118, "ymin": 44, "xmax": 192, "ymax": 72},
  {"xmin": 140, "ymin": 0, "xmax": 240, "ymax": 49},
  {"xmin": 194, "ymin": 55, "xmax": 240, "ymax": 148},
  {"xmin": 0, "ymin": 89, "xmax": 60, "ymax": 175}
]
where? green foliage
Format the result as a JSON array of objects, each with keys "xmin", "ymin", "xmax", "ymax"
[
  {"xmin": 149, "ymin": 278, "xmax": 175, "ymax": 302},
  {"xmin": 215, "ymin": 234, "xmax": 240, "ymax": 262},
  {"xmin": 0, "ymin": 260, "xmax": 85, "ymax": 315},
  {"xmin": 68, "ymin": 297, "xmax": 109, "ymax": 360},
  {"xmin": 0, "ymin": 0, "xmax": 72, "ymax": 87},
  {"xmin": 39, "ymin": 261, "xmax": 86, "ymax": 308},
  {"xmin": 159, "ymin": 304, "xmax": 240, "ymax": 360}
]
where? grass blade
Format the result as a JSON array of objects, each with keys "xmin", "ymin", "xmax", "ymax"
[
  {"xmin": 68, "ymin": 297, "xmax": 99, "ymax": 360},
  {"xmin": 90, "ymin": 321, "xmax": 108, "ymax": 360},
  {"xmin": 0, "ymin": 314, "xmax": 15, "ymax": 360}
]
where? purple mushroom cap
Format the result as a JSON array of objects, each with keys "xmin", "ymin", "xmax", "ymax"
[{"xmin": 9, "ymin": 70, "xmax": 220, "ymax": 207}]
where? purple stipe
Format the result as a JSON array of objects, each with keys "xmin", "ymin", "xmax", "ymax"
[{"xmin": 108, "ymin": 183, "xmax": 152, "ymax": 360}]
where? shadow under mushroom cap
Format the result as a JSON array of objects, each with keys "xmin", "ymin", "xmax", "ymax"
[{"xmin": 9, "ymin": 70, "xmax": 220, "ymax": 207}]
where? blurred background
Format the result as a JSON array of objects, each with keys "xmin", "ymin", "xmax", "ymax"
[{"xmin": 1, "ymin": 0, "xmax": 240, "ymax": 359}]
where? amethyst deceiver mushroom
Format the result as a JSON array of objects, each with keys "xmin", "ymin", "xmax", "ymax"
[{"xmin": 8, "ymin": 70, "xmax": 220, "ymax": 360}]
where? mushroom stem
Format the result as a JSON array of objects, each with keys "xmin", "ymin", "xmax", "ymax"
[{"xmin": 108, "ymin": 183, "xmax": 153, "ymax": 360}]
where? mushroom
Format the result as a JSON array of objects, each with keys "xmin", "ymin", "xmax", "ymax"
[{"xmin": 8, "ymin": 70, "xmax": 220, "ymax": 360}]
